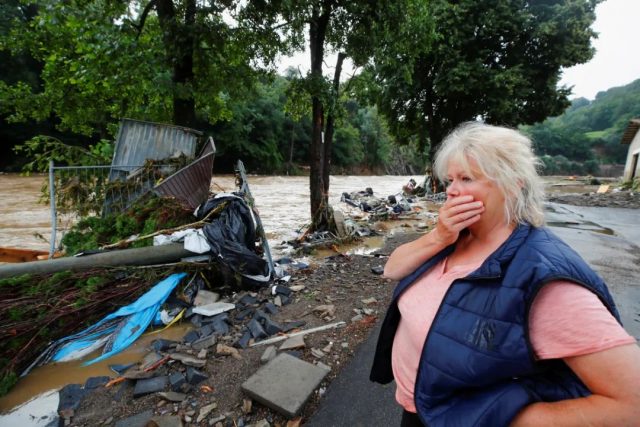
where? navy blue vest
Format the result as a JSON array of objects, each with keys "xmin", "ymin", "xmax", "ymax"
[{"xmin": 370, "ymin": 224, "xmax": 621, "ymax": 427}]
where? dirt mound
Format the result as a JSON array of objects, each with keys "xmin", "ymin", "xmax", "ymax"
[{"xmin": 547, "ymin": 190, "xmax": 640, "ymax": 209}]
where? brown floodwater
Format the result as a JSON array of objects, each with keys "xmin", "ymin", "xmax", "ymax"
[
  {"xmin": 0, "ymin": 324, "xmax": 193, "ymax": 425},
  {"xmin": 0, "ymin": 173, "xmax": 418, "ymax": 255},
  {"xmin": 0, "ymin": 173, "xmax": 421, "ymax": 421}
]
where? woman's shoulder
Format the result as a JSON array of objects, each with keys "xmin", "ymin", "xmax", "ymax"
[
  {"xmin": 520, "ymin": 225, "xmax": 577, "ymax": 258},
  {"xmin": 508, "ymin": 225, "xmax": 600, "ymax": 284}
]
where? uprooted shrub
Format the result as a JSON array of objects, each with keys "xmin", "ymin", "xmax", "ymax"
[{"xmin": 61, "ymin": 194, "xmax": 195, "ymax": 255}]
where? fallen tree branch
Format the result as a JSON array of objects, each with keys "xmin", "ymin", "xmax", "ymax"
[{"xmin": 100, "ymin": 201, "xmax": 227, "ymax": 250}]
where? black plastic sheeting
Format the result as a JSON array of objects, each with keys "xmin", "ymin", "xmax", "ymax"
[{"xmin": 197, "ymin": 194, "xmax": 270, "ymax": 287}]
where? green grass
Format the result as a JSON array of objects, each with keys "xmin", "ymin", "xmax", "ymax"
[{"xmin": 584, "ymin": 130, "xmax": 608, "ymax": 139}]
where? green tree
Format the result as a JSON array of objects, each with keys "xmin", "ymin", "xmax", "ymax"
[
  {"xmin": 526, "ymin": 123, "xmax": 594, "ymax": 161},
  {"xmin": 244, "ymin": 0, "xmax": 408, "ymax": 230},
  {"xmin": 332, "ymin": 123, "xmax": 364, "ymax": 169},
  {"xmin": 0, "ymin": 0, "xmax": 273, "ymax": 137},
  {"xmin": 356, "ymin": 106, "xmax": 392, "ymax": 170},
  {"xmin": 521, "ymin": 78, "xmax": 640, "ymax": 164},
  {"xmin": 370, "ymin": 0, "xmax": 601, "ymax": 167}
]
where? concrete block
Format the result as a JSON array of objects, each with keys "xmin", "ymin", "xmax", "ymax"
[
  {"xmin": 186, "ymin": 367, "xmax": 208, "ymax": 385},
  {"xmin": 239, "ymin": 293, "xmax": 258, "ymax": 306},
  {"xmin": 199, "ymin": 323, "xmax": 215, "ymax": 337},
  {"xmin": 236, "ymin": 331, "xmax": 251, "ymax": 349},
  {"xmin": 151, "ymin": 339, "xmax": 177, "ymax": 352},
  {"xmin": 263, "ymin": 302, "xmax": 278, "ymax": 314},
  {"xmin": 192, "ymin": 334, "xmax": 217, "ymax": 351},
  {"xmin": 241, "ymin": 353, "xmax": 329, "ymax": 418},
  {"xmin": 84, "ymin": 376, "xmax": 109, "ymax": 389},
  {"xmin": 260, "ymin": 346, "xmax": 277, "ymax": 364},
  {"xmin": 248, "ymin": 318, "xmax": 267, "ymax": 339},
  {"xmin": 115, "ymin": 410, "xmax": 154, "ymax": 427},
  {"xmin": 169, "ymin": 372, "xmax": 186, "ymax": 392},
  {"xmin": 182, "ymin": 330, "xmax": 200, "ymax": 344},
  {"xmin": 133, "ymin": 376, "xmax": 168, "ymax": 397},
  {"xmin": 58, "ymin": 384, "xmax": 86, "ymax": 412},
  {"xmin": 281, "ymin": 320, "xmax": 305, "ymax": 332},
  {"xmin": 279, "ymin": 335, "xmax": 305, "ymax": 351}
]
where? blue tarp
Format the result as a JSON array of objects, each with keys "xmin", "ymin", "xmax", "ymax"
[{"xmin": 41, "ymin": 273, "xmax": 186, "ymax": 367}]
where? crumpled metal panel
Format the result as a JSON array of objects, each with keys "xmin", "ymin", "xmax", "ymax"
[
  {"xmin": 153, "ymin": 137, "xmax": 216, "ymax": 210},
  {"xmin": 109, "ymin": 118, "xmax": 202, "ymax": 181}
]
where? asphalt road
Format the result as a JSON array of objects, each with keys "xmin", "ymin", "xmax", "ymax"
[{"xmin": 306, "ymin": 203, "xmax": 640, "ymax": 427}]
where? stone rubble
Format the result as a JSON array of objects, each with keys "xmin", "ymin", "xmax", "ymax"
[{"xmin": 57, "ymin": 247, "xmax": 398, "ymax": 427}]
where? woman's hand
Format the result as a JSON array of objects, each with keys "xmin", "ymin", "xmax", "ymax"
[
  {"xmin": 433, "ymin": 195, "xmax": 484, "ymax": 246},
  {"xmin": 383, "ymin": 196, "xmax": 484, "ymax": 280}
]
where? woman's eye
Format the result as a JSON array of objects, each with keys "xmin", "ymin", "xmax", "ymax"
[{"xmin": 462, "ymin": 176, "xmax": 472, "ymax": 182}]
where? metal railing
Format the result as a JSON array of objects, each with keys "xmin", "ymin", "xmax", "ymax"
[{"xmin": 48, "ymin": 161, "xmax": 179, "ymax": 257}]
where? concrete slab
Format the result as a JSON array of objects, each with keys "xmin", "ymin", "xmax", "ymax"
[
  {"xmin": 133, "ymin": 376, "xmax": 168, "ymax": 397},
  {"xmin": 192, "ymin": 302, "xmax": 235, "ymax": 317},
  {"xmin": 241, "ymin": 353, "xmax": 329, "ymax": 418},
  {"xmin": 279, "ymin": 334, "xmax": 305, "ymax": 351},
  {"xmin": 115, "ymin": 409, "xmax": 154, "ymax": 427}
]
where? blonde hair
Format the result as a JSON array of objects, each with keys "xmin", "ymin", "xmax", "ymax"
[{"xmin": 434, "ymin": 122, "xmax": 545, "ymax": 227}]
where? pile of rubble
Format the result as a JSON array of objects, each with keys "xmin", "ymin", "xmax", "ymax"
[{"xmin": 52, "ymin": 252, "xmax": 391, "ymax": 427}]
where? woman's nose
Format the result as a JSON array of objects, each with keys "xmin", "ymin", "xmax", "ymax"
[{"xmin": 446, "ymin": 181, "xmax": 459, "ymax": 197}]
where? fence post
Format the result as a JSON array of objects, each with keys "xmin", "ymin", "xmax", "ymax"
[{"xmin": 49, "ymin": 160, "xmax": 57, "ymax": 259}]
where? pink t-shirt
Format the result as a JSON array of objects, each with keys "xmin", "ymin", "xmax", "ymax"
[{"xmin": 391, "ymin": 257, "xmax": 636, "ymax": 412}]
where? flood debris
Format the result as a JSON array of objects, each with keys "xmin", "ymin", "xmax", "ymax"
[
  {"xmin": 0, "ymin": 239, "xmax": 397, "ymax": 427},
  {"xmin": 283, "ymin": 182, "xmax": 443, "ymax": 256},
  {"xmin": 241, "ymin": 353, "xmax": 330, "ymax": 418},
  {"xmin": 1, "ymin": 152, "xmax": 276, "ymax": 400},
  {"xmin": 23, "ymin": 273, "xmax": 188, "ymax": 375}
]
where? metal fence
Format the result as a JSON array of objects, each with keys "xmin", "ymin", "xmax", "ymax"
[{"xmin": 48, "ymin": 161, "xmax": 179, "ymax": 257}]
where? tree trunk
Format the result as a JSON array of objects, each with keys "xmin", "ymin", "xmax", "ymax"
[
  {"xmin": 287, "ymin": 121, "xmax": 294, "ymax": 176},
  {"xmin": 427, "ymin": 125, "xmax": 446, "ymax": 193},
  {"xmin": 308, "ymin": 2, "xmax": 333, "ymax": 231},
  {"xmin": 322, "ymin": 52, "xmax": 345, "ymax": 198},
  {"xmin": 156, "ymin": 0, "xmax": 197, "ymax": 128}
]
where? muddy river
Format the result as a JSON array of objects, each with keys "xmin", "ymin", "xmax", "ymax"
[
  {"xmin": 0, "ymin": 173, "xmax": 418, "ymax": 254},
  {"xmin": 0, "ymin": 173, "xmax": 419, "ymax": 423}
]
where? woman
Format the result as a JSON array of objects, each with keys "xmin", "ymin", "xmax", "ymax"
[{"xmin": 370, "ymin": 122, "xmax": 640, "ymax": 426}]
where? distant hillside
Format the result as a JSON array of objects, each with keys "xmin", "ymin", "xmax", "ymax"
[{"xmin": 521, "ymin": 78, "xmax": 640, "ymax": 175}]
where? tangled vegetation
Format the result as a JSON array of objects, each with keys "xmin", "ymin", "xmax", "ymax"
[
  {"xmin": 61, "ymin": 194, "xmax": 195, "ymax": 255},
  {"xmin": 620, "ymin": 177, "xmax": 640, "ymax": 192},
  {"xmin": 0, "ymin": 262, "xmax": 241, "ymax": 397},
  {"xmin": 0, "ymin": 266, "xmax": 176, "ymax": 396}
]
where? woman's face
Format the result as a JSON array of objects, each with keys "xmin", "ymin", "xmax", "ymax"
[{"xmin": 445, "ymin": 157, "xmax": 507, "ymax": 228}]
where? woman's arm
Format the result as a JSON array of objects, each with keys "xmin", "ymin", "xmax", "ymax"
[
  {"xmin": 383, "ymin": 195, "xmax": 484, "ymax": 280},
  {"xmin": 510, "ymin": 343, "xmax": 640, "ymax": 426}
]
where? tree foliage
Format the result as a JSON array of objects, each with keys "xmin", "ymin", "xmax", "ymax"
[
  {"xmin": 0, "ymin": 0, "xmax": 272, "ymax": 136},
  {"xmin": 369, "ymin": 0, "xmax": 601, "ymax": 164},
  {"xmin": 242, "ymin": 0, "xmax": 407, "ymax": 230}
]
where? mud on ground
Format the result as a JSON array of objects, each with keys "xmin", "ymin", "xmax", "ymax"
[
  {"xmin": 73, "ymin": 231, "xmax": 423, "ymax": 427},
  {"xmin": 547, "ymin": 189, "xmax": 640, "ymax": 209}
]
